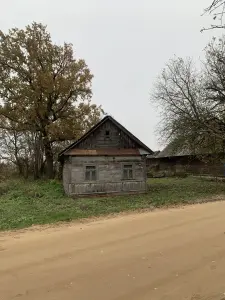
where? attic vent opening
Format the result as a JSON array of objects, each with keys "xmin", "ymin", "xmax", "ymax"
[{"xmin": 105, "ymin": 130, "xmax": 110, "ymax": 139}]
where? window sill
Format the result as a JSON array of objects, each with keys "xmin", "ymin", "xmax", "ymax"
[{"xmin": 84, "ymin": 181, "xmax": 97, "ymax": 183}]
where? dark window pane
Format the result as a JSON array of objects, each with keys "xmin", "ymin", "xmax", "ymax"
[
  {"xmin": 86, "ymin": 166, "xmax": 96, "ymax": 171},
  {"xmin": 124, "ymin": 164, "xmax": 132, "ymax": 169},
  {"xmin": 92, "ymin": 170, "xmax": 96, "ymax": 181},
  {"xmin": 128, "ymin": 169, "xmax": 133, "ymax": 179},
  {"xmin": 85, "ymin": 171, "xmax": 91, "ymax": 181}
]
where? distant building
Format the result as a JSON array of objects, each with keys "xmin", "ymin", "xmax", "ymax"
[
  {"xmin": 147, "ymin": 142, "xmax": 225, "ymax": 177},
  {"xmin": 59, "ymin": 116, "xmax": 153, "ymax": 196}
]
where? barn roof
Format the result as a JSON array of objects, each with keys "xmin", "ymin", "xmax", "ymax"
[
  {"xmin": 155, "ymin": 144, "xmax": 191, "ymax": 158},
  {"xmin": 151, "ymin": 141, "xmax": 213, "ymax": 159},
  {"xmin": 147, "ymin": 150, "xmax": 161, "ymax": 158},
  {"xmin": 59, "ymin": 115, "xmax": 153, "ymax": 158}
]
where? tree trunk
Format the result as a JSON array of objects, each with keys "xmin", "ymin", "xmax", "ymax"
[
  {"xmin": 58, "ymin": 161, "xmax": 63, "ymax": 180},
  {"xmin": 33, "ymin": 132, "xmax": 44, "ymax": 179},
  {"xmin": 46, "ymin": 153, "xmax": 54, "ymax": 179},
  {"xmin": 16, "ymin": 159, "xmax": 23, "ymax": 176},
  {"xmin": 43, "ymin": 138, "xmax": 54, "ymax": 179}
]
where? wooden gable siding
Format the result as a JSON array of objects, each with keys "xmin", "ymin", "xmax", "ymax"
[{"xmin": 76, "ymin": 119, "xmax": 138, "ymax": 149}]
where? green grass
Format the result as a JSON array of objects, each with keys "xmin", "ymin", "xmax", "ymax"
[{"xmin": 0, "ymin": 177, "xmax": 225, "ymax": 231}]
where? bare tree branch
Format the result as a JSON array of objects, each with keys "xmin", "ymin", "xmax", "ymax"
[
  {"xmin": 202, "ymin": 1, "xmax": 225, "ymax": 31},
  {"xmin": 151, "ymin": 41, "xmax": 225, "ymax": 156}
]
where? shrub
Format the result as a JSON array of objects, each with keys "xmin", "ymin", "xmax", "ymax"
[{"xmin": 175, "ymin": 171, "xmax": 188, "ymax": 178}]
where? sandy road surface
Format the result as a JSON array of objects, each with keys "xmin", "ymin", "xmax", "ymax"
[{"xmin": 1, "ymin": 202, "xmax": 225, "ymax": 300}]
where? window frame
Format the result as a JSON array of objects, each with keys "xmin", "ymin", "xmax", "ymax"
[
  {"xmin": 84, "ymin": 164, "xmax": 97, "ymax": 181},
  {"xmin": 122, "ymin": 163, "xmax": 134, "ymax": 180}
]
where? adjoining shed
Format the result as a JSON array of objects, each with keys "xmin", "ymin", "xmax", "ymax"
[
  {"xmin": 59, "ymin": 116, "xmax": 153, "ymax": 196},
  {"xmin": 147, "ymin": 143, "xmax": 225, "ymax": 177}
]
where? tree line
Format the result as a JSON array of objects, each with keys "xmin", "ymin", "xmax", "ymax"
[{"xmin": 0, "ymin": 23, "xmax": 103, "ymax": 179}]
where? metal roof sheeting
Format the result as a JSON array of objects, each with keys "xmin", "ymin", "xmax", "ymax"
[{"xmin": 65, "ymin": 148, "xmax": 140, "ymax": 156}]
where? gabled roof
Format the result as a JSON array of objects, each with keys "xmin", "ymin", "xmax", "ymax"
[{"xmin": 59, "ymin": 115, "xmax": 153, "ymax": 157}]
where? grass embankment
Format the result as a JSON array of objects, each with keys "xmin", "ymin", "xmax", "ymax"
[{"xmin": 0, "ymin": 177, "xmax": 225, "ymax": 231}]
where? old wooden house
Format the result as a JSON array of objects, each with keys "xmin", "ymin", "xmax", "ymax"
[{"xmin": 59, "ymin": 116, "xmax": 153, "ymax": 196}]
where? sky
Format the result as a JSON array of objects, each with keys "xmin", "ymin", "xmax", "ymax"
[{"xmin": 0, "ymin": 0, "xmax": 222, "ymax": 150}]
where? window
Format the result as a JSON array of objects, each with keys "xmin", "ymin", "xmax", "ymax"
[
  {"xmin": 85, "ymin": 166, "xmax": 97, "ymax": 181},
  {"xmin": 105, "ymin": 130, "xmax": 110, "ymax": 139},
  {"xmin": 123, "ymin": 164, "xmax": 133, "ymax": 180}
]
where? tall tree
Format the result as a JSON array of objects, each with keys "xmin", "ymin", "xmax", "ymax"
[
  {"xmin": 151, "ymin": 46, "xmax": 225, "ymax": 154},
  {"xmin": 0, "ymin": 23, "xmax": 102, "ymax": 178},
  {"xmin": 204, "ymin": 36, "xmax": 225, "ymax": 144},
  {"xmin": 152, "ymin": 57, "xmax": 205, "ymax": 147}
]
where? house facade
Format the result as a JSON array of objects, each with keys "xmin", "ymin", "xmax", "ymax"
[{"xmin": 59, "ymin": 116, "xmax": 153, "ymax": 196}]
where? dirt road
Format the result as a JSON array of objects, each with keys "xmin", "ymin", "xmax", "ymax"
[{"xmin": 1, "ymin": 202, "xmax": 225, "ymax": 300}]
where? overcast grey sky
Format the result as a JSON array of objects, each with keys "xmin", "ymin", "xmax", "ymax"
[{"xmin": 0, "ymin": 0, "xmax": 221, "ymax": 150}]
